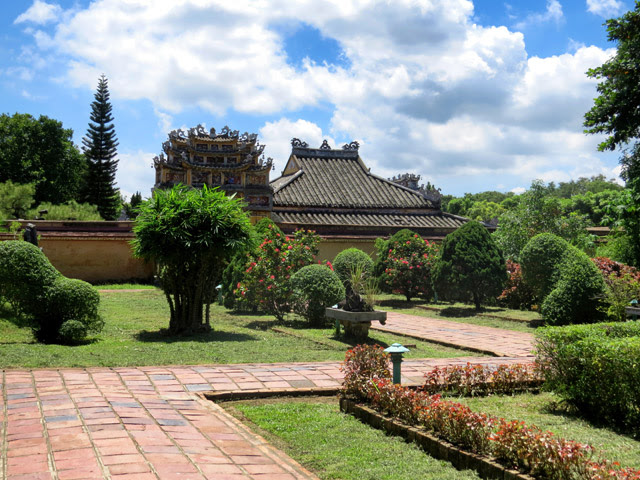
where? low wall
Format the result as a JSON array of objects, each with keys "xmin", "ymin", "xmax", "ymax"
[
  {"xmin": 0, "ymin": 221, "xmax": 154, "ymax": 283},
  {"xmin": 1, "ymin": 222, "xmax": 381, "ymax": 283}
]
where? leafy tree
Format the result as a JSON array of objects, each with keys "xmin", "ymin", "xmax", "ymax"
[
  {"xmin": 493, "ymin": 180, "xmax": 594, "ymax": 260},
  {"xmin": 83, "ymin": 75, "xmax": 120, "ymax": 220},
  {"xmin": 29, "ymin": 201, "xmax": 102, "ymax": 221},
  {"xmin": 0, "ymin": 113, "xmax": 86, "ymax": 203},
  {"xmin": 584, "ymin": 3, "xmax": 640, "ymax": 266},
  {"xmin": 123, "ymin": 191, "xmax": 143, "ymax": 219},
  {"xmin": 432, "ymin": 221, "xmax": 507, "ymax": 310},
  {"xmin": 132, "ymin": 185, "xmax": 252, "ymax": 335},
  {"xmin": 0, "ymin": 181, "xmax": 35, "ymax": 219}
]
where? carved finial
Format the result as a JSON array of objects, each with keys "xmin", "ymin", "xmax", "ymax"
[
  {"xmin": 342, "ymin": 141, "xmax": 359, "ymax": 151},
  {"xmin": 209, "ymin": 127, "xmax": 216, "ymax": 136},
  {"xmin": 291, "ymin": 138, "xmax": 309, "ymax": 148},
  {"xmin": 319, "ymin": 139, "xmax": 331, "ymax": 150}
]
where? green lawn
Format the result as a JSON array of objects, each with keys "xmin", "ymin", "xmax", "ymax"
[
  {"xmin": 457, "ymin": 392, "xmax": 640, "ymax": 469},
  {"xmin": 228, "ymin": 399, "xmax": 480, "ymax": 480},
  {"xmin": 0, "ymin": 289, "xmax": 475, "ymax": 368},
  {"xmin": 376, "ymin": 294, "xmax": 539, "ymax": 333}
]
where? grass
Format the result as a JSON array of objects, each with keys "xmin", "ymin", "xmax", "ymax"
[
  {"xmin": 227, "ymin": 398, "xmax": 480, "ymax": 480},
  {"xmin": 0, "ymin": 289, "xmax": 475, "ymax": 368},
  {"xmin": 376, "ymin": 294, "xmax": 539, "ymax": 333},
  {"xmin": 456, "ymin": 392, "xmax": 640, "ymax": 469},
  {"xmin": 95, "ymin": 283, "xmax": 156, "ymax": 290}
]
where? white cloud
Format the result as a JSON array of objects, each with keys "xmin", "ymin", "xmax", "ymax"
[
  {"xmin": 17, "ymin": 0, "xmax": 620, "ymax": 195},
  {"xmin": 514, "ymin": 0, "xmax": 564, "ymax": 30},
  {"xmin": 586, "ymin": 0, "xmax": 624, "ymax": 18},
  {"xmin": 511, "ymin": 187, "xmax": 526, "ymax": 194},
  {"xmin": 116, "ymin": 150, "xmax": 156, "ymax": 200},
  {"xmin": 259, "ymin": 118, "xmax": 335, "ymax": 174},
  {"xmin": 15, "ymin": 0, "xmax": 62, "ymax": 25}
]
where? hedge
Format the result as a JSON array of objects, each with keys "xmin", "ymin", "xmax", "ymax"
[{"xmin": 536, "ymin": 322, "xmax": 640, "ymax": 430}]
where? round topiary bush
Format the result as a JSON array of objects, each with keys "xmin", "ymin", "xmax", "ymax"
[
  {"xmin": 38, "ymin": 277, "xmax": 103, "ymax": 343},
  {"xmin": 520, "ymin": 233, "xmax": 570, "ymax": 299},
  {"xmin": 540, "ymin": 246, "xmax": 606, "ymax": 325},
  {"xmin": 0, "ymin": 240, "xmax": 61, "ymax": 315},
  {"xmin": 291, "ymin": 264, "xmax": 345, "ymax": 326},
  {"xmin": 333, "ymin": 248, "xmax": 374, "ymax": 287}
]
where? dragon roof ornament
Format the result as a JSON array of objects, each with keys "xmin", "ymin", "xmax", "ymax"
[{"xmin": 291, "ymin": 138, "xmax": 309, "ymax": 148}]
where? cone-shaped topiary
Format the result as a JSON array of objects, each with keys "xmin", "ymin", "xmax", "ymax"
[{"xmin": 432, "ymin": 221, "xmax": 507, "ymax": 310}]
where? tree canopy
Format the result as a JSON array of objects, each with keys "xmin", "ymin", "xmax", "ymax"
[
  {"xmin": 83, "ymin": 75, "xmax": 120, "ymax": 220},
  {"xmin": 584, "ymin": 3, "xmax": 640, "ymax": 266},
  {"xmin": 132, "ymin": 185, "xmax": 253, "ymax": 335},
  {"xmin": 0, "ymin": 113, "xmax": 86, "ymax": 204}
]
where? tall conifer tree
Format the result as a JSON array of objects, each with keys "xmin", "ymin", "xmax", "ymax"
[{"xmin": 83, "ymin": 74, "xmax": 120, "ymax": 220}]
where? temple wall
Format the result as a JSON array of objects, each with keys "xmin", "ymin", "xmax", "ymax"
[{"xmin": 316, "ymin": 237, "xmax": 377, "ymax": 262}]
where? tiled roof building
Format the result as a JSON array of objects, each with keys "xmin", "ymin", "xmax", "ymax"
[{"xmin": 270, "ymin": 139, "xmax": 468, "ymax": 241}]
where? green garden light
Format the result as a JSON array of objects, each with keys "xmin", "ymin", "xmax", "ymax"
[{"xmin": 384, "ymin": 343, "xmax": 409, "ymax": 384}]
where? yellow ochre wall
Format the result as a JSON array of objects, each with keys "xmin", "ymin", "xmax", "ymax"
[{"xmin": 39, "ymin": 237, "xmax": 154, "ymax": 283}]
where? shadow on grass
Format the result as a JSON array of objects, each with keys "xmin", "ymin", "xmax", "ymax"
[
  {"xmin": 135, "ymin": 329, "xmax": 256, "ymax": 343},
  {"xmin": 439, "ymin": 306, "xmax": 482, "ymax": 318},
  {"xmin": 541, "ymin": 400, "xmax": 639, "ymax": 440},
  {"xmin": 378, "ymin": 298, "xmax": 425, "ymax": 309}
]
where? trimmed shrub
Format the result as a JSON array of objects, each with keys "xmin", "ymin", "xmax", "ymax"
[
  {"xmin": 0, "ymin": 240, "xmax": 60, "ymax": 314},
  {"xmin": 540, "ymin": 246, "xmax": 606, "ymax": 325},
  {"xmin": 536, "ymin": 323, "xmax": 640, "ymax": 431},
  {"xmin": 333, "ymin": 248, "xmax": 374, "ymax": 287},
  {"xmin": 291, "ymin": 264, "xmax": 345, "ymax": 326},
  {"xmin": 37, "ymin": 277, "xmax": 103, "ymax": 343},
  {"xmin": 432, "ymin": 221, "xmax": 507, "ymax": 310},
  {"xmin": 0, "ymin": 240, "xmax": 102, "ymax": 343},
  {"xmin": 520, "ymin": 233, "xmax": 570, "ymax": 299}
]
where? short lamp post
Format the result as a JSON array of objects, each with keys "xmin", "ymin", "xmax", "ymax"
[{"xmin": 384, "ymin": 343, "xmax": 409, "ymax": 385}]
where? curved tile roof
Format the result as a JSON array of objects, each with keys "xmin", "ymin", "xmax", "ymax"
[
  {"xmin": 272, "ymin": 154, "xmax": 436, "ymax": 209},
  {"xmin": 275, "ymin": 210, "xmax": 467, "ymax": 229}
]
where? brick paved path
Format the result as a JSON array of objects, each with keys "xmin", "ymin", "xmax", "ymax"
[
  {"xmin": 1, "ymin": 356, "xmax": 534, "ymax": 479},
  {"xmin": 373, "ymin": 312, "xmax": 535, "ymax": 357}
]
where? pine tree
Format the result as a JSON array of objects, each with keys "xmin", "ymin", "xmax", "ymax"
[{"xmin": 83, "ymin": 75, "xmax": 120, "ymax": 220}]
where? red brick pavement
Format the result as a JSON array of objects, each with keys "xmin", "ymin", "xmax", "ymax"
[
  {"xmin": 373, "ymin": 312, "xmax": 535, "ymax": 357},
  {"xmin": 1, "ymin": 355, "xmax": 536, "ymax": 479}
]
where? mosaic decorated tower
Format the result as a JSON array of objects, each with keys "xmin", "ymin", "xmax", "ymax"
[{"xmin": 153, "ymin": 125, "xmax": 273, "ymax": 223}]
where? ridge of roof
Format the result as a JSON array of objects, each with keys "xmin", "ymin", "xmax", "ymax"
[{"xmin": 270, "ymin": 169, "xmax": 303, "ymax": 193}]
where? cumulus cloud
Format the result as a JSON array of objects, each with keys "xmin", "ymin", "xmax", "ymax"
[
  {"xmin": 14, "ymin": 0, "xmax": 619, "ymax": 195},
  {"xmin": 514, "ymin": 0, "xmax": 564, "ymax": 30},
  {"xmin": 15, "ymin": 0, "xmax": 62, "ymax": 25},
  {"xmin": 259, "ymin": 118, "xmax": 335, "ymax": 174},
  {"xmin": 586, "ymin": 0, "xmax": 624, "ymax": 18},
  {"xmin": 116, "ymin": 150, "xmax": 156, "ymax": 200}
]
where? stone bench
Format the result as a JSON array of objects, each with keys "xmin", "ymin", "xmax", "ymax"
[
  {"xmin": 325, "ymin": 307, "xmax": 387, "ymax": 339},
  {"xmin": 625, "ymin": 306, "xmax": 640, "ymax": 320}
]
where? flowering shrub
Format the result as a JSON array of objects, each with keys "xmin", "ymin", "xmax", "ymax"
[
  {"xmin": 497, "ymin": 260, "xmax": 537, "ymax": 310},
  {"xmin": 591, "ymin": 257, "xmax": 640, "ymax": 321},
  {"xmin": 341, "ymin": 344, "xmax": 390, "ymax": 400},
  {"xmin": 342, "ymin": 344, "xmax": 640, "ymax": 480},
  {"xmin": 381, "ymin": 233, "xmax": 439, "ymax": 301},
  {"xmin": 491, "ymin": 419, "xmax": 593, "ymax": 479},
  {"xmin": 592, "ymin": 257, "xmax": 640, "ymax": 284},
  {"xmin": 234, "ymin": 229, "xmax": 319, "ymax": 320},
  {"xmin": 422, "ymin": 362, "xmax": 543, "ymax": 396}
]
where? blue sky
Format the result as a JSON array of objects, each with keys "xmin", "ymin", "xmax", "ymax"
[{"xmin": 0, "ymin": 0, "xmax": 631, "ymax": 199}]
